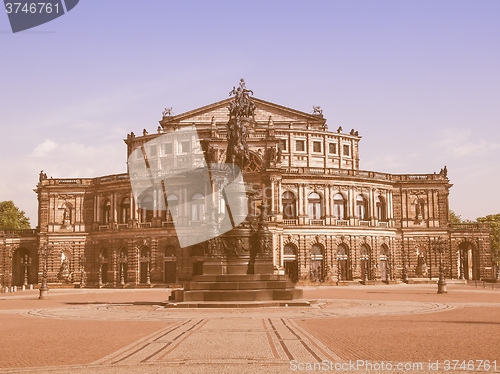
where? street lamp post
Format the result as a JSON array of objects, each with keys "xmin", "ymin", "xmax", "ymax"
[
  {"xmin": 39, "ymin": 244, "xmax": 49, "ymax": 299},
  {"xmin": 118, "ymin": 253, "xmax": 127, "ymax": 287},
  {"xmin": 79, "ymin": 254, "xmax": 86, "ymax": 288},
  {"xmin": 459, "ymin": 249, "xmax": 465, "ymax": 280},
  {"xmin": 436, "ymin": 238, "xmax": 448, "ymax": 294},
  {"xmin": 386, "ymin": 252, "xmax": 391, "ymax": 282},
  {"xmin": 140, "ymin": 253, "xmax": 151, "ymax": 286},
  {"xmin": 337, "ymin": 257, "xmax": 341, "ymax": 282},
  {"xmin": 363, "ymin": 258, "xmax": 369, "ymax": 282},
  {"xmin": 403, "ymin": 246, "xmax": 409, "ymax": 283},
  {"xmin": 20, "ymin": 254, "xmax": 31, "ymax": 287},
  {"xmin": 97, "ymin": 254, "xmax": 105, "ymax": 288}
]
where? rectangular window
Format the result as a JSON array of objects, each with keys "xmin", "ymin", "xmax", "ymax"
[
  {"xmin": 313, "ymin": 141, "xmax": 321, "ymax": 153},
  {"xmin": 163, "ymin": 143, "xmax": 172, "ymax": 154},
  {"xmin": 296, "ymin": 140, "xmax": 305, "ymax": 152},
  {"xmin": 279, "ymin": 139, "xmax": 287, "ymax": 151},
  {"xmin": 148, "ymin": 145, "xmax": 157, "ymax": 156},
  {"xmin": 329, "ymin": 143, "xmax": 337, "ymax": 154},
  {"xmin": 180, "ymin": 141, "xmax": 190, "ymax": 153},
  {"xmin": 343, "ymin": 145, "xmax": 350, "ymax": 156}
]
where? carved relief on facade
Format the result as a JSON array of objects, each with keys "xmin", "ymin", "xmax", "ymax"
[{"xmin": 309, "ymin": 235, "xmax": 326, "ymax": 247}]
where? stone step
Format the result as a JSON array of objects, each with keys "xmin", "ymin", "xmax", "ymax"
[
  {"xmin": 171, "ymin": 287, "xmax": 302, "ymax": 302},
  {"xmin": 183, "ymin": 280, "xmax": 295, "ymax": 291},
  {"xmin": 191, "ymin": 274, "xmax": 289, "ymax": 282},
  {"xmin": 161, "ymin": 300, "xmax": 311, "ymax": 308}
]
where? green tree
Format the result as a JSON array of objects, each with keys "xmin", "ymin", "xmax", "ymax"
[
  {"xmin": 477, "ymin": 214, "xmax": 500, "ymax": 266},
  {"xmin": 449, "ymin": 210, "xmax": 463, "ymax": 224},
  {"xmin": 0, "ymin": 201, "xmax": 31, "ymax": 229},
  {"xmin": 449, "ymin": 210, "xmax": 475, "ymax": 224}
]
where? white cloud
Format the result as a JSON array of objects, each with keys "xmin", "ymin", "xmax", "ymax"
[
  {"xmin": 433, "ymin": 128, "xmax": 500, "ymax": 158},
  {"xmin": 1, "ymin": 139, "xmax": 126, "ymax": 226},
  {"xmin": 30, "ymin": 139, "xmax": 58, "ymax": 157}
]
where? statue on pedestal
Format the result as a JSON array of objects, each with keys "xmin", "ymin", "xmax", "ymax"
[{"xmin": 225, "ymin": 79, "xmax": 255, "ymax": 171}]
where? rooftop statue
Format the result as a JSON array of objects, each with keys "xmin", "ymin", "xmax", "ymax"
[{"xmin": 225, "ymin": 79, "xmax": 255, "ymax": 170}]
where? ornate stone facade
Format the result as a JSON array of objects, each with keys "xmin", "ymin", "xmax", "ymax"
[{"xmin": 0, "ymin": 93, "xmax": 494, "ymax": 287}]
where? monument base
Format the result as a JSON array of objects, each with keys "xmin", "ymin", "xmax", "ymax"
[{"xmin": 169, "ymin": 273, "xmax": 304, "ymax": 304}]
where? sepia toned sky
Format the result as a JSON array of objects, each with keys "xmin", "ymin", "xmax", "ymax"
[{"xmin": 0, "ymin": 0, "xmax": 499, "ymax": 226}]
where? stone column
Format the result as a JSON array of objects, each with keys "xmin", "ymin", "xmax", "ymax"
[
  {"xmin": 324, "ymin": 185, "xmax": 331, "ymax": 223},
  {"xmin": 348, "ymin": 187, "xmax": 354, "ymax": 225},
  {"xmin": 113, "ymin": 193, "xmax": 117, "ymax": 225},
  {"xmin": 129, "ymin": 191, "xmax": 134, "ymax": 222},
  {"xmin": 270, "ymin": 178, "xmax": 275, "ymax": 215},
  {"xmin": 277, "ymin": 180, "xmax": 283, "ymax": 215},
  {"xmin": 370, "ymin": 188, "xmax": 375, "ymax": 225},
  {"xmin": 96, "ymin": 195, "xmax": 101, "ymax": 224}
]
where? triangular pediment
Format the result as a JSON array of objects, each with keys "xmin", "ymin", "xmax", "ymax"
[{"xmin": 161, "ymin": 97, "xmax": 325, "ymax": 126}]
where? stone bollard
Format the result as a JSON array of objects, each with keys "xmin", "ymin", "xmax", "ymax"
[
  {"xmin": 13, "ymin": 286, "xmax": 17, "ymax": 292},
  {"xmin": 22, "ymin": 285, "xmax": 26, "ymax": 291},
  {"xmin": 30, "ymin": 284, "xmax": 33, "ymax": 290}
]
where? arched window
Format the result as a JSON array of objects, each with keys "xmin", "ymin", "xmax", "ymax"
[
  {"xmin": 190, "ymin": 245, "xmax": 205, "ymax": 257},
  {"xmin": 165, "ymin": 245, "xmax": 176, "ymax": 258},
  {"xmin": 333, "ymin": 193, "xmax": 346, "ymax": 220},
  {"xmin": 102, "ymin": 200, "xmax": 111, "ymax": 224},
  {"xmin": 308, "ymin": 192, "xmax": 321, "ymax": 220},
  {"xmin": 140, "ymin": 195, "xmax": 154, "ymax": 222},
  {"xmin": 141, "ymin": 246, "xmax": 150, "ymax": 258},
  {"xmin": 282, "ymin": 191, "xmax": 297, "ymax": 219},
  {"xmin": 191, "ymin": 193, "xmax": 205, "ymax": 221},
  {"xmin": 284, "ymin": 243, "xmax": 297, "ymax": 256},
  {"xmin": 376, "ymin": 196, "xmax": 386, "ymax": 221},
  {"xmin": 356, "ymin": 195, "xmax": 368, "ymax": 221},
  {"xmin": 120, "ymin": 198, "xmax": 130, "ymax": 224}
]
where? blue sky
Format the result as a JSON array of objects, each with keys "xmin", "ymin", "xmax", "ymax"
[{"xmin": 1, "ymin": 0, "xmax": 499, "ymax": 225}]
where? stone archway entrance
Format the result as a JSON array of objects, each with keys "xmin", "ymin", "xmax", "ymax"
[
  {"xmin": 337, "ymin": 244, "xmax": 350, "ymax": 281},
  {"xmin": 283, "ymin": 243, "xmax": 298, "ymax": 283},
  {"xmin": 191, "ymin": 245, "xmax": 205, "ymax": 276},
  {"xmin": 310, "ymin": 244, "xmax": 324, "ymax": 282},
  {"xmin": 415, "ymin": 246, "xmax": 428, "ymax": 278},
  {"xmin": 12, "ymin": 248, "xmax": 30, "ymax": 286},
  {"xmin": 459, "ymin": 241, "xmax": 480, "ymax": 280},
  {"xmin": 380, "ymin": 244, "xmax": 390, "ymax": 281},
  {"xmin": 360, "ymin": 244, "xmax": 371, "ymax": 280}
]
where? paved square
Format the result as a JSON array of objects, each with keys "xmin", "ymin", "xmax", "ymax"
[{"xmin": 0, "ymin": 284, "xmax": 499, "ymax": 373}]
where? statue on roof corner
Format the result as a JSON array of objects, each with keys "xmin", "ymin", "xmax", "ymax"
[
  {"xmin": 162, "ymin": 107, "xmax": 173, "ymax": 117},
  {"xmin": 312, "ymin": 105, "xmax": 323, "ymax": 115},
  {"xmin": 225, "ymin": 79, "xmax": 255, "ymax": 170}
]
